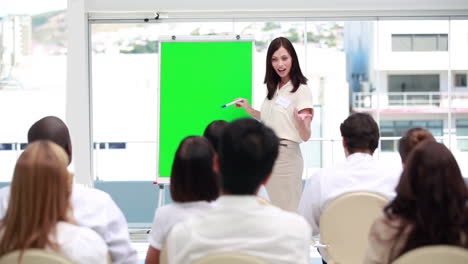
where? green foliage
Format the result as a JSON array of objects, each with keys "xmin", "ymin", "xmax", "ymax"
[
  {"xmin": 120, "ymin": 40, "xmax": 159, "ymax": 54},
  {"xmin": 262, "ymin": 22, "xmax": 281, "ymax": 32},
  {"xmin": 286, "ymin": 28, "xmax": 300, "ymax": 42},
  {"xmin": 32, "ymin": 10, "xmax": 62, "ymax": 28},
  {"xmin": 255, "ymin": 40, "xmax": 268, "ymax": 52}
]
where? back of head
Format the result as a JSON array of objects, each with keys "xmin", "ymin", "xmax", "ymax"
[
  {"xmin": 203, "ymin": 120, "xmax": 229, "ymax": 152},
  {"xmin": 0, "ymin": 140, "xmax": 72, "ymax": 255},
  {"xmin": 385, "ymin": 141, "xmax": 468, "ymax": 258},
  {"xmin": 170, "ymin": 136, "xmax": 219, "ymax": 202},
  {"xmin": 28, "ymin": 116, "xmax": 72, "ymax": 164},
  {"xmin": 398, "ymin": 127, "xmax": 435, "ymax": 163},
  {"xmin": 340, "ymin": 113, "xmax": 379, "ymax": 154},
  {"xmin": 219, "ymin": 118, "xmax": 279, "ymax": 195}
]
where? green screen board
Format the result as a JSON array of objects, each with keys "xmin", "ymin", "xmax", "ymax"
[{"xmin": 159, "ymin": 41, "xmax": 252, "ymax": 178}]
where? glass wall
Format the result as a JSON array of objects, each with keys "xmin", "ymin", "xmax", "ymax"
[
  {"xmin": 0, "ymin": 2, "xmax": 67, "ymax": 181},
  {"xmin": 90, "ymin": 17, "xmax": 468, "ymax": 181}
]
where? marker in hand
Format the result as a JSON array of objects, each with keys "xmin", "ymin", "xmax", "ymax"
[{"xmin": 221, "ymin": 99, "xmax": 242, "ymax": 108}]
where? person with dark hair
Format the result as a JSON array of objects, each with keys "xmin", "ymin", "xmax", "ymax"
[
  {"xmin": 203, "ymin": 120, "xmax": 229, "ymax": 151},
  {"xmin": 298, "ymin": 113, "xmax": 400, "ymax": 262},
  {"xmin": 145, "ymin": 136, "xmax": 219, "ymax": 264},
  {"xmin": 0, "ymin": 116, "xmax": 138, "ymax": 264},
  {"xmin": 166, "ymin": 118, "xmax": 311, "ymax": 264},
  {"xmin": 0, "ymin": 141, "xmax": 108, "ymax": 263},
  {"xmin": 364, "ymin": 141, "xmax": 468, "ymax": 264},
  {"xmin": 398, "ymin": 127, "xmax": 435, "ymax": 165},
  {"xmin": 203, "ymin": 119, "xmax": 270, "ymax": 201},
  {"xmin": 235, "ymin": 37, "xmax": 314, "ymax": 211}
]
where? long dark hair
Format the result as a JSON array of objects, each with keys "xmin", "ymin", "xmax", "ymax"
[
  {"xmin": 384, "ymin": 141, "xmax": 468, "ymax": 261},
  {"xmin": 264, "ymin": 37, "xmax": 307, "ymax": 100},
  {"xmin": 170, "ymin": 136, "xmax": 219, "ymax": 202}
]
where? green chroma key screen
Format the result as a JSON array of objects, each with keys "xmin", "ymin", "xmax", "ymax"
[{"xmin": 159, "ymin": 41, "xmax": 252, "ymax": 178}]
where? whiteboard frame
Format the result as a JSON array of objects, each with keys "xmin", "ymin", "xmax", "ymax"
[{"xmin": 156, "ymin": 35, "xmax": 255, "ymax": 184}]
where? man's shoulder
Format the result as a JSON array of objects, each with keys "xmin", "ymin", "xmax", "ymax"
[
  {"xmin": 73, "ymin": 184, "xmax": 111, "ymax": 198},
  {"xmin": 71, "ymin": 185, "xmax": 114, "ymax": 206}
]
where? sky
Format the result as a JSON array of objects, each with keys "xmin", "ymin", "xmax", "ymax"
[{"xmin": 1, "ymin": 0, "xmax": 66, "ymax": 17}]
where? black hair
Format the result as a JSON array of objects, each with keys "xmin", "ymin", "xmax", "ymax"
[
  {"xmin": 340, "ymin": 113, "xmax": 379, "ymax": 154},
  {"xmin": 219, "ymin": 118, "xmax": 279, "ymax": 194},
  {"xmin": 170, "ymin": 136, "xmax": 219, "ymax": 202}
]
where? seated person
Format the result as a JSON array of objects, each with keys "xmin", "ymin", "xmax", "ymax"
[
  {"xmin": 0, "ymin": 141, "xmax": 108, "ymax": 263},
  {"xmin": 0, "ymin": 116, "xmax": 137, "ymax": 264},
  {"xmin": 364, "ymin": 141, "xmax": 468, "ymax": 264},
  {"xmin": 298, "ymin": 113, "xmax": 401, "ymax": 237},
  {"xmin": 203, "ymin": 119, "xmax": 270, "ymax": 201},
  {"xmin": 145, "ymin": 136, "xmax": 219, "ymax": 264},
  {"xmin": 167, "ymin": 118, "xmax": 311, "ymax": 264}
]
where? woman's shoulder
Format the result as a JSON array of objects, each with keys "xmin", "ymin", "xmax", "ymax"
[{"xmin": 157, "ymin": 201, "xmax": 213, "ymax": 217}]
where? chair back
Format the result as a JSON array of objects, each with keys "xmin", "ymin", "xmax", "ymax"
[
  {"xmin": 392, "ymin": 245, "xmax": 468, "ymax": 264},
  {"xmin": 319, "ymin": 191, "xmax": 388, "ymax": 264},
  {"xmin": 192, "ymin": 252, "xmax": 269, "ymax": 264},
  {"xmin": 0, "ymin": 249, "xmax": 74, "ymax": 264}
]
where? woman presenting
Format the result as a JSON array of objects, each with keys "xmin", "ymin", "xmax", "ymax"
[{"xmin": 236, "ymin": 37, "xmax": 313, "ymax": 211}]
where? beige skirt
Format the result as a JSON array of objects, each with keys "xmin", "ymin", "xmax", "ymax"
[{"xmin": 265, "ymin": 139, "xmax": 303, "ymax": 212}]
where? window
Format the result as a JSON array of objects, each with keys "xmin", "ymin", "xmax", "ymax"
[
  {"xmin": 392, "ymin": 34, "xmax": 448, "ymax": 51},
  {"xmin": 380, "ymin": 120, "xmax": 443, "ymax": 151},
  {"xmin": 454, "ymin": 73, "xmax": 467, "ymax": 88},
  {"xmin": 0, "ymin": 5, "xmax": 67, "ymax": 182},
  {"xmin": 388, "ymin": 75, "xmax": 440, "ymax": 92},
  {"xmin": 457, "ymin": 119, "xmax": 468, "ymax": 151}
]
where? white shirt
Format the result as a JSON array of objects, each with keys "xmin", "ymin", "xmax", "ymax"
[
  {"xmin": 0, "ymin": 185, "xmax": 138, "ymax": 264},
  {"xmin": 260, "ymin": 81, "xmax": 313, "ymax": 143},
  {"xmin": 148, "ymin": 201, "xmax": 213, "ymax": 250},
  {"xmin": 53, "ymin": 221, "xmax": 109, "ymax": 264},
  {"xmin": 167, "ymin": 195, "xmax": 311, "ymax": 264},
  {"xmin": 297, "ymin": 152, "xmax": 401, "ymax": 236},
  {"xmin": 0, "ymin": 221, "xmax": 108, "ymax": 264}
]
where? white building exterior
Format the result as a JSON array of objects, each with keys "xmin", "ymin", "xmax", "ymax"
[{"xmin": 346, "ymin": 20, "xmax": 468, "ymax": 171}]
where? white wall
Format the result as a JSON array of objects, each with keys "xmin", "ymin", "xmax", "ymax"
[{"xmin": 376, "ymin": 21, "xmax": 450, "ymax": 71}]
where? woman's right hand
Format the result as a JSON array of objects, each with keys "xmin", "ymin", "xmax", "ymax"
[
  {"xmin": 234, "ymin": 97, "xmax": 261, "ymax": 119},
  {"xmin": 235, "ymin": 98, "xmax": 251, "ymax": 109}
]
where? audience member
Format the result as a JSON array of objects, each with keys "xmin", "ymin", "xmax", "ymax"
[
  {"xmin": 0, "ymin": 116, "xmax": 137, "ymax": 264},
  {"xmin": 0, "ymin": 141, "xmax": 108, "ymax": 263},
  {"xmin": 167, "ymin": 118, "xmax": 311, "ymax": 264},
  {"xmin": 203, "ymin": 120, "xmax": 229, "ymax": 151},
  {"xmin": 398, "ymin": 127, "xmax": 435, "ymax": 165},
  {"xmin": 203, "ymin": 119, "xmax": 270, "ymax": 201},
  {"xmin": 145, "ymin": 136, "xmax": 219, "ymax": 264},
  {"xmin": 364, "ymin": 141, "xmax": 468, "ymax": 264},
  {"xmin": 297, "ymin": 113, "xmax": 400, "ymax": 261}
]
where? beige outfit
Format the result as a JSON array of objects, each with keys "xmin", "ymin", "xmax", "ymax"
[
  {"xmin": 364, "ymin": 216, "xmax": 412, "ymax": 264},
  {"xmin": 260, "ymin": 81, "xmax": 313, "ymax": 211}
]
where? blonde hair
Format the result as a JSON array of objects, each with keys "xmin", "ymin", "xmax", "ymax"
[{"xmin": 0, "ymin": 140, "xmax": 73, "ymax": 256}]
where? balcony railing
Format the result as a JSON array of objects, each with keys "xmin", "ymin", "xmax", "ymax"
[{"xmin": 353, "ymin": 91, "xmax": 468, "ymax": 110}]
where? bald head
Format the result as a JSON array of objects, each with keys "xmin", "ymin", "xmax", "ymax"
[{"xmin": 28, "ymin": 116, "xmax": 72, "ymax": 164}]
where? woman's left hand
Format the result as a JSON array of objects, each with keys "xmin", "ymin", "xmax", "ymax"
[{"xmin": 293, "ymin": 108, "xmax": 313, "ymax": 141}]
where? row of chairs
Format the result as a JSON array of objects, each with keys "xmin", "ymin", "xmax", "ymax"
[
  {"xmin": 0, "ymin": 245, "xmax": 467, "ymax": 264},
  {"xmin": 0, "ymin": 192, "xmax": 466, "ymax": 263}
]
